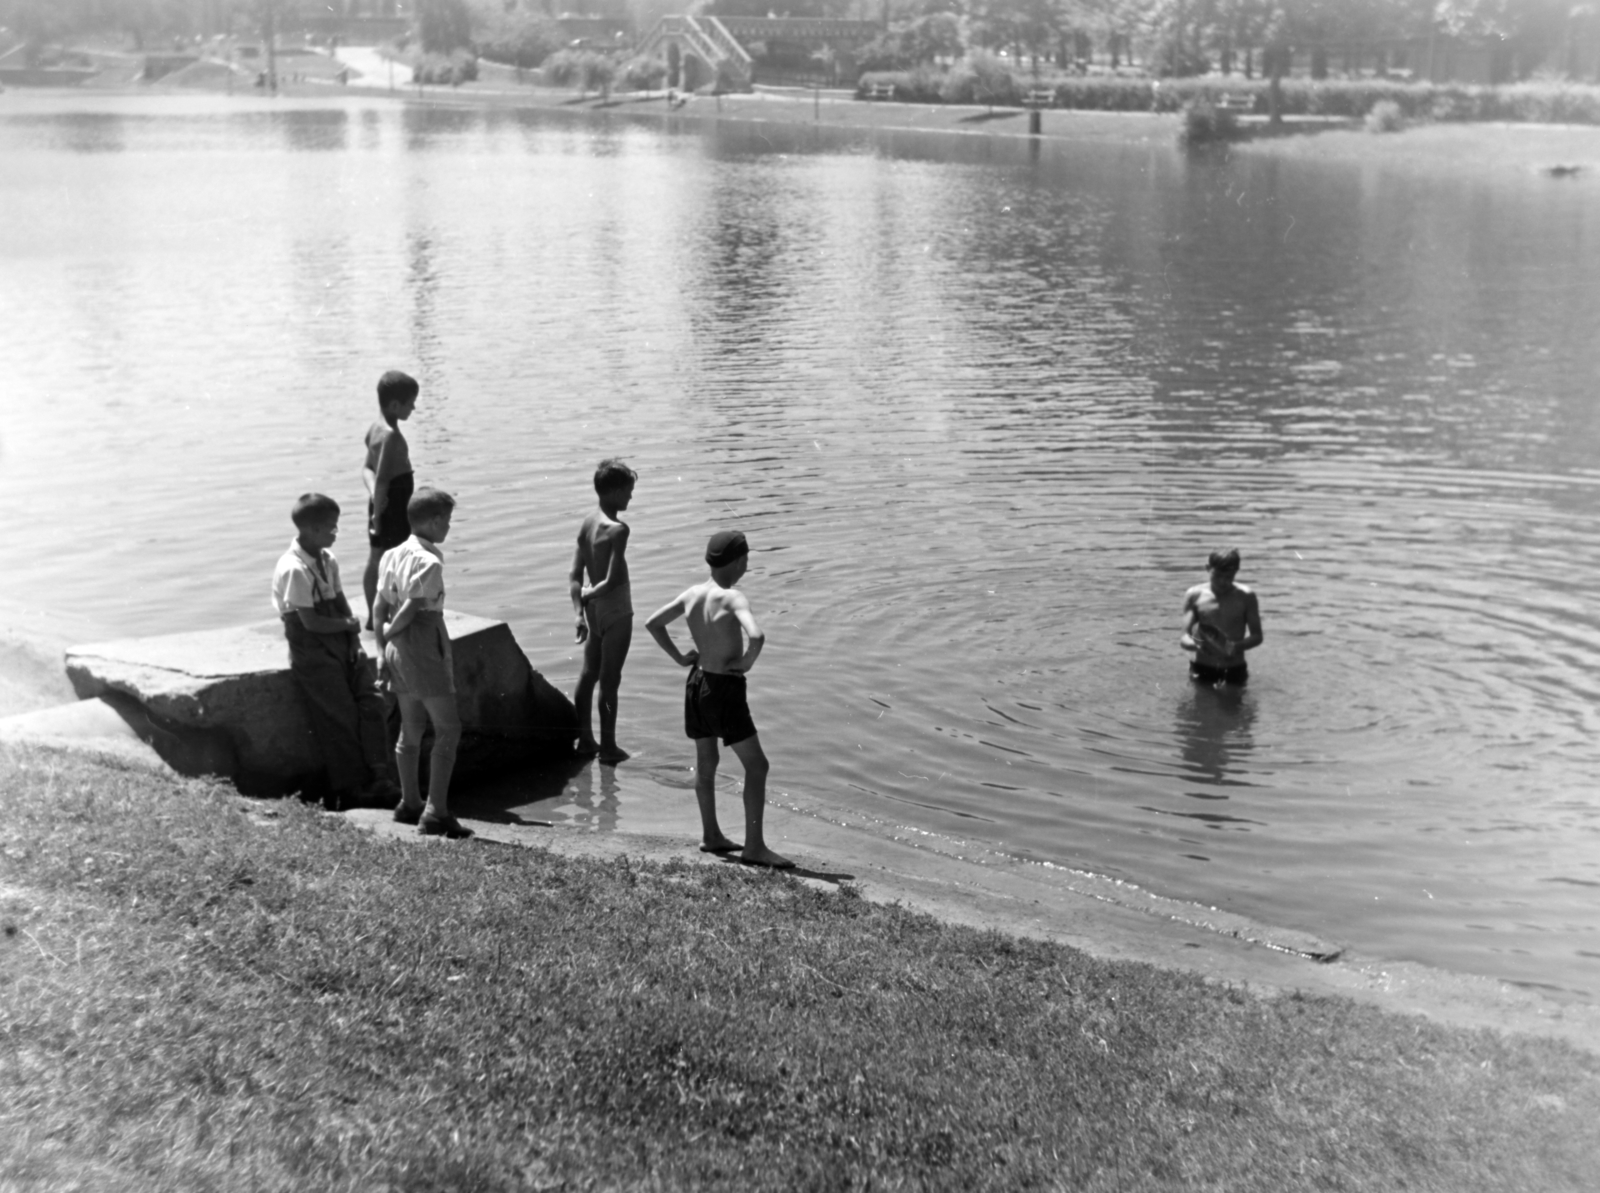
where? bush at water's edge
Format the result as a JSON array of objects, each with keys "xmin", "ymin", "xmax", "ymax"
[{"xmin": 855, "ymin": 71, "xmax": 1600, "ymax": 125}]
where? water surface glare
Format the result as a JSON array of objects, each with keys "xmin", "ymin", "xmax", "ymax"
[{"xmin": 4, "ymin": 93, "xmax": 1599, "ymax": 999}]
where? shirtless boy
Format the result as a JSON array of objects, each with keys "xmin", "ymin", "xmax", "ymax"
[
  {"xmin": 362, "ymin": 370, "xmax": 418, "ymax": 628},
  {"xmin": 570, "ymin": 459, "xmax": 637, "ymax": 763},
  {"xmin": 645, "ymin": 530, "xmax": 793, "ymax": 869},
  {"xmin": 1181, "ymin": 547, "xmax": 1264, "ymax": 685}
]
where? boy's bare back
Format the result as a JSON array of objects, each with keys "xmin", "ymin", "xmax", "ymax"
[{"xmin": 680, "ymin": 580, "xmax": 758, "ymax": 674}]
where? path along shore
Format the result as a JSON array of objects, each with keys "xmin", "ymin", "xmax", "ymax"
[{"xmin": 3, "ymin": 622, "xmax": 1596, "ymax": 1052}]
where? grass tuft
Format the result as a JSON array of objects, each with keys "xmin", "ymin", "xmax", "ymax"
[{"xmin": 3, "ymin": 744, "xmax": 1598, "ymax": 1190}]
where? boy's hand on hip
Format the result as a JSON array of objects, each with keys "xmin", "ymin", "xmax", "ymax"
[{"xmin": 681, "ymin": 649, "xmax": 699, "ymax": 668}]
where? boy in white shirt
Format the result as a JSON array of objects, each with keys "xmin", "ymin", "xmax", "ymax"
[{"xmin": 373, "ymin": 486, "xmax": 471, "ymax": 839}]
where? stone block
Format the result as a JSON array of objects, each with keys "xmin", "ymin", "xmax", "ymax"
[{"xmin": 65, "ymin": 612, "xmax": 577, "ymax": 795}]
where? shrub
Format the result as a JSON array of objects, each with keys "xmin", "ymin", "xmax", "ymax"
[
  {"xmin": 544, "ymin": 48, "xmax": 615, "ymax": 95},
  {"xmin": 713, "ymin": 57, "xmax": 748, "ymax": 93},
  {"xmin": 617, "ymin": 55, "xmax": 665, "ymax": 92},
  {"xmin": 939, "ymin": 50, "xmax": 1018, "ymax": 106},
  {"xmin": 1366, "ymin": 99, "xmax": 1404, "ymax": 133},
  {"xmin": 411, "ymin": 49, "xmax": 477, "ymax": 85},
  {"xmin": 1179, "ymin": 99, "xmax": 1239, "ymax": 145}
]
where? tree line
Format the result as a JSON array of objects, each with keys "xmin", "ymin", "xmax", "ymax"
[{"xmin": 4, "ymin": 0, "xmax": 1595, "ymax": 81}]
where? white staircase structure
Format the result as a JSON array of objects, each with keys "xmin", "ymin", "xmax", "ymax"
[{"xmin": 637, "ymin": 14, "xmax": 753, "ymax": 91}]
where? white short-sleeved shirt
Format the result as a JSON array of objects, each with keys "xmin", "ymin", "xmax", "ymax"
[
  {"xmin": 377, "ymin": 535, "xmax": 445, "ymax": 612},
  {"xmin": 271, "ymin": 538, "xmax": 343, "ymax": 616}
]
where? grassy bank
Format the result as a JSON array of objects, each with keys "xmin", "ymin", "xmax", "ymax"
[{"xmin": 3, "ymin": 745, "xmax": 1598, "ymax": 1191}]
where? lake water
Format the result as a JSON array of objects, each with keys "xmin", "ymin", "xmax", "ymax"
[{"xmin": 3, "ymin": 92, "xmax": 1598, "ymax": 1000}]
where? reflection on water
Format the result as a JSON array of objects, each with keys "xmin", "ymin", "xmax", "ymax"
[
  {"xmin": 3, "ymin": 93, "xmax": 1598, "ymax": 998},
  {"xmin": 1173, "ymin": 680, "xmax": 1257, "ymax": 793}
]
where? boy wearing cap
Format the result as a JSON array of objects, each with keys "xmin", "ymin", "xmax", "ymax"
[{"xmin": 645, "ymin": 530, "xmax": 793, "ymax": 869}]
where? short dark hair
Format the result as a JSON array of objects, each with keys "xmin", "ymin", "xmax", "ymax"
[
  {"xmin": 593, "ymin": 458, "xmax": 637, "ymax": 496},
  {"xmin": 376, "ymin": 370, "xmax": 418, "ymax": 409},
  {"xmin": 408, "ymin": 486, "xmax": 456, "ymax": 524},
  {"xmin": 291, "ymin": 492, "xmax": 340, "ymax": 529},
  {"xmin": 1208, "ymin": 548, "xmax": 1241, "ymax": 573}
]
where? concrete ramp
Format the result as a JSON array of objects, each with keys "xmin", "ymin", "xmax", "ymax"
[{"xmin": 62, "ymin": 612, "xmax": 577, "ymax": 795}]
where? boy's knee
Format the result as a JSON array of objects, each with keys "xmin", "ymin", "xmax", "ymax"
[{"xmin": 432, "ymin": 719, "xmax": 463, "ymax": 750}]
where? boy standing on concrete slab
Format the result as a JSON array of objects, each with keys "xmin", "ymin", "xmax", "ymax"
[
  {"xmin": 1181, "ymin": 547, "xmax": 1264, "ymax": 685},
  {"xmin": 362, "ymin": 370, "xmax": 418, "ymax": 628},
  {"xmin": 373, "ymin": 486, "xmax": 472, "ymax": 840},
  {"xmin": 645, "ymin": 530, "xmax": 793, "ymax": 869},
  {"xmin": 570, "ymin": 458, "xmax": 637, "ymax": 764},
  {"xmin": 271, "ymin": 493, "xmax": 394, "ymax": 811}
]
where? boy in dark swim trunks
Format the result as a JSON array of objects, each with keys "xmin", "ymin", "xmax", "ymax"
[
  {"xmin": 361, "ymin": 370, "xmax": 418, "ymax": 628},
  {"xmin": 1181, "ymin": 548, "xmax": 1263, "ymax": 685},
  {"xmin": 570, "ymin": 459, "xmax": 636, "ymax": 764},
  {"xmin": 645, "ymin": 530, "xmax": 793, "ymax": 869}
]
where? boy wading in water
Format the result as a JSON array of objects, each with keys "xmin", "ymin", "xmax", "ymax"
[
  {"xmin": 1181, "ymin": 547, "xmax": 1264, "ymax": 685},
  {"xmin": 362, "ymin": 370, "xmax": 418, "ymax": 629},
  {"xmin": 646, "ymin": 530, "xmax": 793, "ymax": 869},
  {"xmin": 570, "ymin": 459, "xmax": 636, "ymax": 764}
]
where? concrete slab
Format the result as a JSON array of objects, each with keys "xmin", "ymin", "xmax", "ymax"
[
  {"xmin": 65, "ymin": 611, "xmax": 578, "ymax": 794},
  {"xmin": 0, "ymin": 697, "xmax": 174, "ymax": 774}
]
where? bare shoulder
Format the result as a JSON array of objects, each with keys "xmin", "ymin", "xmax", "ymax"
[
  {"xmin": 1238, "ymin": 583, "xmax": 1259, "ymax": 604},
  {"xmin": 1182, "ymin": 583, "xmax": 1205, "ymax": 605},
  {"xmin": 604, "ymin": 519, "xmax": 631, "ymax": 544}
]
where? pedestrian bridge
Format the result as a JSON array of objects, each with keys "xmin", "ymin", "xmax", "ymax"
[{"xmin": 636, "ymin": 15, "xmax": 883, "ymax": 90}]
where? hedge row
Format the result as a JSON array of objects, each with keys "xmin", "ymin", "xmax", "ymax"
[{"xmin": 856, "ymin": 69, "xmax": 1600, "ymax": 125}]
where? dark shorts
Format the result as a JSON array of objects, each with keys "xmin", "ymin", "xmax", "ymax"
[
  {"xmin": 368, "ymin": 471, "xmax": 414, "ymax": 551},
  {"xmin": 684, "ymin": 665, "xmax": 757, "ymax": 746},
  {"xmin": 1190, "ymin": 661, "xmax": 1249, "ymax": 685}
]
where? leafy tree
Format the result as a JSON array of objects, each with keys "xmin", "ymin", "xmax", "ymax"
[
  {"xmin": 858, "ymin": 11, "xmax": 963, "ymax": 68},
  {"xmin": 418, "ymin": 0, "xmax": 474, "ymax": 53}
]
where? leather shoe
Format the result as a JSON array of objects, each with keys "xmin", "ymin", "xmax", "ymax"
[{"xmin": 419, "ymin": 812, "xmax": 473, "ymax": 839}]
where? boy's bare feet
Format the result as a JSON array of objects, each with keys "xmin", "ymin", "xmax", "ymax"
[
  {"xmin": 597, "ymin": 745, "xmax": 630, "ymax": 765},
  {"xmin": 740, "ymin": 844, "xmax": 794, "ymax": 869},
  {"xmin": 575, "ymin": 737, "xmax": 600, "ymax": 757},
  {"xmin": 699, "ymin": 835, "xmax": 742, "ymax": 854}
]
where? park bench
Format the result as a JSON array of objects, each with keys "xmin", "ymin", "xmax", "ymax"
[
  {"xmin": 1024, "ymin": 85, "xmax": 1056, "ymax": 108},
  {"xmin": 863, "ymin": 81, "xmax": 896, "ymax": 100},
  {"xmin": 1214, "ymin": 92, "xmax": 1256, "ymax": 113}
]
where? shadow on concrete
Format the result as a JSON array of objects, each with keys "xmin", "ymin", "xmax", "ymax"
[{"xmin": 460, "ymin": 753, "xmax": 590, "ymax": 823}]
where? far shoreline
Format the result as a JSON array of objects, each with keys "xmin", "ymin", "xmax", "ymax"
[{"xmin": 10, "ymin": 69, "xmax": 1600, "ymax": 176}]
